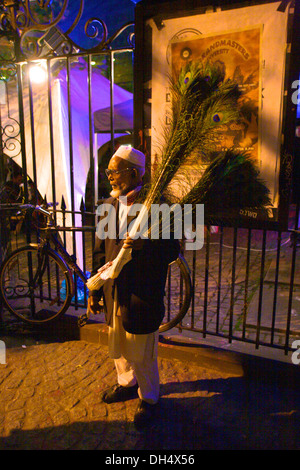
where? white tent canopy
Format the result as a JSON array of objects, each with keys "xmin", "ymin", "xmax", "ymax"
[{"xmin": 2, "ymin": 63, "xmax": 133, "ymax": 268}]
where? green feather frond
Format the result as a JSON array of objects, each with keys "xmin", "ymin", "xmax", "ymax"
[
  {"xmin": 171, "ymin": 61, "xmax": 225, "ymax": 103},
  {"xmin": 171, "ymin": 62, "xmax": 239, "ymax": 113},
  {"xmin": 196, "ymin": 80, "xmax": 241, "ymax": 126},
  {"xmin": 180, "ymin": 149, "xmax": 272, "ymax": 213},
  {"xmin": 149, "ymin": 62, "xmax": 243, "ymax": 200},
  {"xmin": 169, "ymin": 62, "xmax": 241, "ymax": 143}
]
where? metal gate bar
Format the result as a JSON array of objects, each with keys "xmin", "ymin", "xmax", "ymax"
[{"xmin": 285, "ymin": 201, "xmax": 300, "ymax": 353}]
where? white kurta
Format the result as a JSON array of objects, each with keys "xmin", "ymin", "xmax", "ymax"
[{"xmin": 108, "ymin": 288, "xmax": 158, "ymax": 363}]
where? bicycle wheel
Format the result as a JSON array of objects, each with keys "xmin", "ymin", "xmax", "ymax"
[
  {"xmin": 0, "ymin": 245, "xmax": 73, "ymax": 324},
  {"xmin": 159, "ymin": 254, "xmax": 192, "ymax": 333}
]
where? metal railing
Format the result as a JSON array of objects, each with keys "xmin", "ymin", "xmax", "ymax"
[
  {"xmin": 1, "ymin": 199, "xmax": 299, "ymax": 356},
  {"xmin": 179, "ymin": 203, "xmax": 300, "ymax": 355}
]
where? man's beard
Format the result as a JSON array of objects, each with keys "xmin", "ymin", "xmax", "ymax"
[
  {"xmin": 110, "ymin": 188, "xmax": 123, "ymax": 198},
  {"xmin": 110, "ymin": 183, "xmax": 142, "ymax": 200}
]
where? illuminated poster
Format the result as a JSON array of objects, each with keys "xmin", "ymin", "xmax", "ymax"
[
  {"xmin": 171, "ymin": 27, "xmax": 261, "ymax": 161},
  {"xmin": 142, "ymin": 0, "xmax": 296, "ymax": 227}
]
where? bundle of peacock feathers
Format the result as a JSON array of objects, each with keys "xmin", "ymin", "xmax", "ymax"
[
  {"xmin": 139, "ymin": 60, "xmax": 244, "ymax": 206},
  {"xmin": 86, "ymin": 61, "xmax": 271, "ymax": 291}
]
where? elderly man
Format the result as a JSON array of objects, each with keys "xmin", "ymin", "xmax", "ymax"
[{"xmin": 88, "ymin": 145, "xmax": 179, "ymax": 429}]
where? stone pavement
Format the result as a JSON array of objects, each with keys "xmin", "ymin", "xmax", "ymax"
[{"xmin": 0, "ymin": 327, "xmax": 299, "ymax": 451}]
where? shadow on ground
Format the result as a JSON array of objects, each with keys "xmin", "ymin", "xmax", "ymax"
[{"xmin": 1, "ymin": 375, "xmax": 299, "ymax": 450}]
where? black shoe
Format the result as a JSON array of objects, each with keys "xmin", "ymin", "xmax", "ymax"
[
  {"xmin": 101, "ymin": 383, "xmax": 138, "ymax": 404},
  {"xmin": 134, "ymin": 399, "xmax": 157, "ymax": 430}
]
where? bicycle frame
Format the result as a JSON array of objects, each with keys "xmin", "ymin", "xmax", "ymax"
[
  {"xmin": 1, "ymin": 203, "xmax": 92, "ymax": 298},
  {"xmin": 36, "ymin": 208, "xmax": 95, "ymax": 308},
  {"xmin": 45, "ymin": 230, "xmax": 87, "ymax": 284},
  {"xmin": 31, "ymin": 205, "xmax": 90, "ymax": 281},
  {"xmin": 18, "ymin": 206, "xmax": 93, "ymax": 326},
  {"xmin": 0, "ymin": 204, "xmax": 192, "ymax": 330}
]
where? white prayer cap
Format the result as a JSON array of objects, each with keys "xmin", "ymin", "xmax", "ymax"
[{"xmin": 112, "ymin": 145, "xmax": 145, "ymax": 176}]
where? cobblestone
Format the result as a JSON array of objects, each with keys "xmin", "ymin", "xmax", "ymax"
[{"xmin": 0, "ymin": 339, "xmax": 299, "ymax": 450}]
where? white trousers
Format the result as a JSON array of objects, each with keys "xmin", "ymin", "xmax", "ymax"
[
  {"xmin": 114, "ymin": 354, "xmax": 160, "ymax": 404},
  {"xmin": 108, "ymin": 313, "xmax": 160, "ymax": 404}
]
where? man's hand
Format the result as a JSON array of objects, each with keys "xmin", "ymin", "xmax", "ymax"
[
  {"xmin": 123, "ymin": 232, "xmax": 144, "ymax": 250},
  {"xmin": 88, "ymin": 296, "xmax": 102, "ymax": 315}
]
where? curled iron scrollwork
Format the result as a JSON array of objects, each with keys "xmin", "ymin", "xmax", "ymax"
[
  {"xmin": 0, "ymin": 0, "xmax": 135, "ymax": 60},
  {"xmin": 0, "ymin": 76, "xmax": 21, "ymax": 158},
  {"xmin": 4, "ymin": 282, "xmax": 30, "ymax": 299},
  {"xmin": 1, "ymin": 117, "xmax": 21, "ymax": 160}
]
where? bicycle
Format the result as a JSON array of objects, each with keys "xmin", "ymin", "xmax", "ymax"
[{"xmin": 0, "ymin": 204, "xmax": 192, "ymax": 332}]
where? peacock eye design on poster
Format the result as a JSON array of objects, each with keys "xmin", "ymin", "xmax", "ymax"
[
  {"xmin": 170, "ymin": 27, "xmax": 261, "ymax": 161},
  {"xmin": 134, "ymin": 0, "xmax": 299, "ymax": 230}
]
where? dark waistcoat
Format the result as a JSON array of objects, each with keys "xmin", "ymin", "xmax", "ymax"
[{"xmin": 90, "ymin": 197, "xmax": 180, "ymax": 334}]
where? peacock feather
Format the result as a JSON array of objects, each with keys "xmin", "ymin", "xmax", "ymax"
[{"xmin": 180, "ymin": 149, "xmax": 272, "ymax": 214}]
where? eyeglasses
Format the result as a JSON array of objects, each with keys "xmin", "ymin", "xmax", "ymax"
[{"xmin": 105, "ymin": 168, "xmax": 132, "ymax": 177}]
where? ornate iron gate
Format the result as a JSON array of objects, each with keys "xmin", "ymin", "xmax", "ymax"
[{"xmin": 0, "ymin": 1, "xmax": 135, "ymax": 260}]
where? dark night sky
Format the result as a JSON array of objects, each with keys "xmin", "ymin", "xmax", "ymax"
[{"xmin": 56, "ymin": 0, "xmax": 136, "ymax": 49}]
